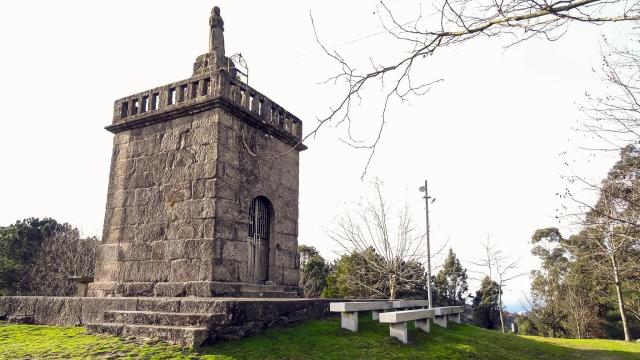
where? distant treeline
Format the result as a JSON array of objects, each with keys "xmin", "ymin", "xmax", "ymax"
[
  {"xmin": 517, "ymin": 145, "xmax": 640, "ymax": 341},
  {"xmin": 0, "ymin": 218, "xmax": 96, "ymax": 296}
]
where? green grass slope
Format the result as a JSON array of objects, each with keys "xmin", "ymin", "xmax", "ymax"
[{"xmin": 1, "ymin": 317, "xmax": 638, "ymax": 359}]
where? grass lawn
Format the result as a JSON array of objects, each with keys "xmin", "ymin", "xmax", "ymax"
[{"xmin": 1, "ymin": 317, "xmax": 639, "ymax": 359}]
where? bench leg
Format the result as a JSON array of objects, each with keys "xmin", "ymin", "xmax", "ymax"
[
  {"xmin": 415, "ymin": 318, "xmax": 431, "ymax": 333},
  {"xmin": 341, "ymin": 312, "xmax": 358, "ymax": 332},
  {"xmin": 372, "ymin": 310, "xmax": 380, "ymax": 320},
  {"xmin": 389, "ymin": 322, "xmax": 409, "ymax": 344},
  {"xmin": 449, "ymin": 313, "xmax": 461, "ymax": 324},
  {"xmin": 434, "ymin": 315, "xmax": 448, "ymax": 328}
]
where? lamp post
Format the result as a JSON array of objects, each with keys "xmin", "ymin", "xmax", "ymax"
[{"xmin": 419, "ymin": 180, "xmax": 433, "ymax": 308}]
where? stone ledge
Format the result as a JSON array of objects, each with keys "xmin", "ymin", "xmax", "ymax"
[
  {"xmin": 0, "ymin": 296, "xmax": 334, "ymax": 344},
  {"xmin": 89, "ymin": 280, "xmax": 302, "ymax": 298}
]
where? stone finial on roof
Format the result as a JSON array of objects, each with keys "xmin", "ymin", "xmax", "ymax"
[{"xmin": 209, "ymin": 6, "xmax": 225, "ymax": 64}]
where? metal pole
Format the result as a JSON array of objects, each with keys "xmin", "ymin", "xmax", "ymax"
[{"xmin": 424, "ymin": 180, "xmax": 433, "ymax": 309}]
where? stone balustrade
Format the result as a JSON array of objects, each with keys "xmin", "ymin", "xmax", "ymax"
[{"xmin": 110, "ymin": 70, "xmax": 303, "ymax": 144}]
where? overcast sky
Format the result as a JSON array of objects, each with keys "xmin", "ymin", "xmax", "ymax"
[{"xmin": 0, "ymin": 1, "xmax": 633, "ymax": 309}]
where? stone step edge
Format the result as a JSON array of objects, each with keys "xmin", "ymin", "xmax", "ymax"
[
  {"xmin": 239, "ymin": 284, "xmax": 300, "ymax": 290},
  {"xmin": 240, "ymin": 291, "xmax": 299, "ymax": 296},
  {"xmin": 102, "ymin": 310, "xmax": 226, "ymax": 326},
  {"xmin": 86, "ymin": 322, "xmax": 210, "ymax": 331},
  {"xmin": 85, "ymin": 322, "xmax": 210, "ymax": 347},
  {"xmin": 104, "ymin": 310, "xmax": 221, "ymax": 317}
]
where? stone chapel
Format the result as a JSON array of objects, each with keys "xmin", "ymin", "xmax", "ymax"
[{"xmin": 88, "ymin": 6, "xmax": 305, "ymax": 298}]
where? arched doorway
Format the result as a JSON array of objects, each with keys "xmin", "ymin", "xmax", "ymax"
[{"xmin": 248, "ymin": 196, "xmax": 272, "ymax": 283}]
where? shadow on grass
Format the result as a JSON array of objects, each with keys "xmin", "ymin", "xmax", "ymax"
[{"xmin": 195, "ymin": 316, "xmax": 640, "ymax": 360}]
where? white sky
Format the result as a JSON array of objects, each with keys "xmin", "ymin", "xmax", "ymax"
[{"xmin": 0, "ymin": 1, "xmax": 633, "ymax": 310}]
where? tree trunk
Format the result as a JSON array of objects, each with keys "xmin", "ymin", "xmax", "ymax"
[
  {"xmin": 610, "ymin": 254, "xmax": 631, "ymax": 341},
  {"xmin": 498, "ymin": 286, "xmax": 505, "ymax": 333}
]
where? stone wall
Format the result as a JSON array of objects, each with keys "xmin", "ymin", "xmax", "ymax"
[
  {"xmin": 92, "ymin": 110, "xmax": 220, "ymax": 297},
  {"xmin": 215, "ymin": 107, "xmax": 300, "ymax": 286}
]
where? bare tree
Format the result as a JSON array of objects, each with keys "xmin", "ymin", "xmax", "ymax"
[
  {"xmin": 628, "ymin": 277, "xmax": 640, "ymax": 322},
  {"xmin": 327, "ymin": 180, "xmax": 428, "ymax": 299},
  {"xmin": 566, "ymin": 192, "xmax": 640, "ymax": 341},
  {"xmin": 471, "ymin": 237, "xmax": 525, "ymax": 332},
  {"xmin": 309, "ymin": 1, "xmax": 639, "ymax": 176},
  {"xmin": 579, "ymin": 38, "xmax": 640, "ymax": 152},
  {"xmin": 27, "ymin": 226, "xmax": 96, "ymax": 296},
  {"xmin": 556, "ymin": 37, "xmax": 640, "ymax": 342},
  {"xmin": 564, "ymin": 270, "xmax": 603, "ymax": 339},
  {"xmin": 561, "ymin": 108, "xmax": 640, "ymax": 342}
]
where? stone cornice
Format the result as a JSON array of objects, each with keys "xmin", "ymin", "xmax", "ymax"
[{"xmin": 105, "ymin": 96, "xmax": 307, "ymax": 151}]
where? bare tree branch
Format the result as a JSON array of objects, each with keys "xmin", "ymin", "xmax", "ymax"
[{"xmin": 312, "ymin": 0, "xmax": 638, "ymax": 177}]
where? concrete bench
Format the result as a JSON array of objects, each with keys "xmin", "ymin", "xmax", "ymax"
[
  {"xmin": 329, "ymin": 299, "xmax": 438, "ymax": 332},
  {"xmin": 391, "ymin": 299, "xmax": 429, "ymax": 310},
  {"xmin": 378, "ymin": 306, "xmax": 464, "ymax": 344},
  {"xmin": 329, "ymin": 301, "xmax": 392, "ymax": 332},
  {"xmin": 378, "ymin": 309, "xmax": 435, "ymax": 343},
  {"xmin": 433, "ymin": 306, "xmax": 464, "ymax": 328}
]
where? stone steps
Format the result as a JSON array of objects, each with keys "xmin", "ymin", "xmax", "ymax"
[
  {"xmin": 86, "ymin": 322, "xmax": 210, "ymax": 347},
  {"xmin": 103, "ymin": 310, "xmax": 225, "ymax": 327},
  {"xmin": 88, "ymin": 309, "xmax": 227, "ymax": 346},
  {"xmin": 240, "ymin": 290, "xmax": 299, "ymax": 298},
  {"xmin": 239, "ymin": 283, "xmax": 299, "ymax": 293}
]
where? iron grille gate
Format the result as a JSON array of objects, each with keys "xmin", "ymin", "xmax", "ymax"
[
  {"xmin": 248, "ymin": 197, "xmax": 270, "ymax": 283},
  {"xmin": 249, "ymin": 197, "xmax": 270, "ymax": 240}
]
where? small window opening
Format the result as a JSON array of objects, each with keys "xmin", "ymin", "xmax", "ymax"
[
  {"xmin": 240, "ymin": 88, "xmax": 246, "ymax": 106},
  {"xmin": 121, "ymin": 101, "xmax": 129, "ymax": 117},
  {"xmin": 258, "ymin": 99, "xmax": 263, "ymax": 115},
  {"xmin": 180, "ymin": 84, "xmax": 188, "ymax": 102},
  {"xmin": 202, "ymin": 78, "xmax": 210, "ymax": 96},
  {"xmin": 151, "ymin": 93, "xmax": 159, "ymax": 110},
  {"xmin": 131, "ymin": 99, "xmax": 139, "ymax": 115},
  {"xmin": 249, "ymin": 94, "xmax": 255, "ymax": 111},
  {"xmin": 168, "ymin": 88, "xmax": 176, "ymax": 105},
  {"xmin": 141, "ymin": 96, "xmax": 149, "ymax": 113},
  {"xmin": 191, "ymin": 82, "xmax": 198, "ymax": 99}
]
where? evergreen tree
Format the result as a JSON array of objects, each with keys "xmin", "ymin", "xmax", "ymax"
[
  {"xmin": 301, "ymin": 255, "xmax": 329, "ymax": 298},
  {"xmin": 432, "ymin": 248, "xmax": 468, "ymax": 306},
  {"xmin": 298, "ymin": 245, "xmax": 320, "ymax": 270},
  {"xmin": 0, "ymin": 218, "xmax": 60, "ymax": 295},
  {"xmin": 473, "ymin": 276, "xmax": 501, "ymax": 330}
]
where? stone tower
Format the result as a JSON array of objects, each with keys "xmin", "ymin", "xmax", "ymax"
[{"xmin": 89, "ymin": 6, "xmax": 306, "ymax": 298}]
